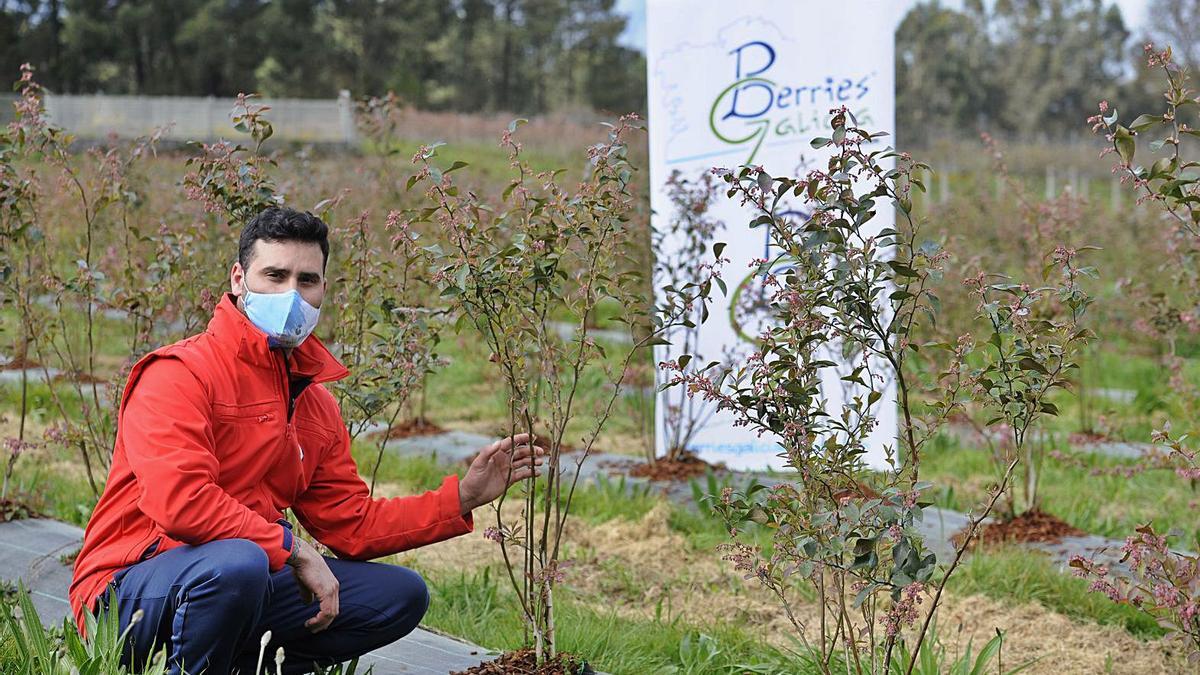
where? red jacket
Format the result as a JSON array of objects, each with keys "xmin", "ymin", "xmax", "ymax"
[{"xmin": 69, "ymin": 294, "xmax": 472, "ymax": 628}]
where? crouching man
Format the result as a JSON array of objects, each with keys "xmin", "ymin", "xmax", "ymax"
[{"xmin": 69, "ymin": 207, "xmax": 541, "ymax": 674}]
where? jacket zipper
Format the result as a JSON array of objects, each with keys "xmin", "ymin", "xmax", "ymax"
[{"xmin": 275, "ymin": 350, "xmax": 302, "ymax": 462}]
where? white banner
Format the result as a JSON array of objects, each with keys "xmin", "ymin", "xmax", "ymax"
[{"xmin": 647, "ymin": 1, "xmax": 901, "ymax": 471}]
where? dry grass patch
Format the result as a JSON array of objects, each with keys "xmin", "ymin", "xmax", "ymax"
[{"xmin": 377, "ymin": 486, "xmax": 1186, "ymax": 671}]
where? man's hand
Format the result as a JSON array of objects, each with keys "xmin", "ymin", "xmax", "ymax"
[
  {"xmin": 288, "ymin": 539, "xmax": 340, "ymax": 632},
  {"xmin": 459, "ymin": 433, "xmax": 545, "ymax": 514}
]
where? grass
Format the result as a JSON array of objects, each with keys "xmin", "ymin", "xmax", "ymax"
[
  {"xmin": 375, "ymin": 452, "xmax": 1168, "ymax": 670},
  {"xmin": 340, "ymin": 449, "xmax": 816, "ymax": 673},
  {"xmin": 948, "ymin": 546, "xmax": 1164, "ymax": 640},
  {"xmin": 0, "ymin": 412, "xmax": 1178, "ymax": 672},
  {"xmin": 921, "ymin": 432, "xmax": 1200, "ymax": 547},
  {"xmin": 422, "ymin": 566, "xmax": 811, "ymax": 675}
]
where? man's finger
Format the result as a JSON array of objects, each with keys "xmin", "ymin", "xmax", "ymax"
[
  {"xmin": 307, "ymin": 595, "xmax": 338, "ymax": 632},
  {"xmin": 493, "ymin": 433, "xmax": 533, "ymax": 453},
  {"xmin": 305, "ymin": 608, "xmax": 334, "ymax": 632},
  {"xmin": 509, "ymin": 467, "xmax": 537, "ymax": 483},
  {"xmin": 480, "ymin": 436, "xmax": 535, "ymax": 465},
  {"xmin": 509, "ymin": 444, "xmax": 543, "ymax": 460}
]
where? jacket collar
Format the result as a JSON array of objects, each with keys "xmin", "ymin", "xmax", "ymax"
[{"xmin": 208, "ymin": 293, "xmax": 350, "ymax": 384}]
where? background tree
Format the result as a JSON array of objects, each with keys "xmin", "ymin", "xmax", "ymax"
[
  {"xmin": 897, "ymin": 0, "xmax": 1131, "ymax": 143},
  {"xmin": 0, "ymin": 0, "xmax": 645, "ymax": 116},
  {"xmin": 1144, "ymin": 0, "xmax": 1200, "ymax": 69}
]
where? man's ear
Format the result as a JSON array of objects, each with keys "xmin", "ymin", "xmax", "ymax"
[{"xmin": 230, "ymin": 261, "xmax": 246, "ymax": 296}]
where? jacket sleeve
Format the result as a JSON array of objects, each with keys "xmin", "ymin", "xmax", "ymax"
[
  {"xmin": 292, "ymin": 421, "xmax": 473, "ymax": 560},
  {"xmin": 121, "ymin": 356, "xmax": 294, "ymax": 570}
]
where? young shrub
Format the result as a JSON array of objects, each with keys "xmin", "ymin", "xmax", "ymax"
[
  {"xmin": 1075, "ymin": 43, "xmax": 1200, "ymax": 660},
  {"xmin": 1, "ymin": 65, "xmax": 166, "ymax": 497},
  {"xmin": 967, "ymin": 135, "xmax": 1098, "ymax": 519},
  {"xmin": 182, "ymin": 93, "xmax": 280, "ymax": 224},
  {"xmin": 676, "ymin": 108, "xmax": 1093, "ymax": 673},
  {"xmin": 653, "ymin": 169, "xmax": 725, "ymax": 464},
  {"xmin": 328, "ymin": 208, "xmax": 446, "ymax": 494},
  {"xmin": 0, "ymin": 71, "xmax": 41, "ymax": 468},
  {"xmin": 403, "ymin": 116, "xmax": 722, "ymax": 665}
]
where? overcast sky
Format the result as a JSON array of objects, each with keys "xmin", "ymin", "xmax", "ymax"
[{"xmin": 614, "ymin": 0, "xmax": 1150, "ymax": 51}]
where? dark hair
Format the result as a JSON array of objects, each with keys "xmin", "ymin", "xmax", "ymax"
[{"xmin": 238, "ymin": 207, "xmax": 330, "ymax": 271}]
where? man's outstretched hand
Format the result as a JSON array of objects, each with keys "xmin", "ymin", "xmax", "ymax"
[{"xmin": 458, "ymin": 433, "xmax": 545, "ymax": 515}]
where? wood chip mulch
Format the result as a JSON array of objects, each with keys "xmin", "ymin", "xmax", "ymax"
[
  {"xmin": 953, "ymin": 509, "xmax": 1085, "ymax": 549},
  {"xmin": 0, "ymin": 356, "xmax": 42, "ymax": 371},
  {"xmin": 452, "ymin": 648, "xmax": 593, "ymax": 675},
  {"xmin": 626, "ymin": 452, "xmax": 725, "ymax": 481},
  {"xmin": 364, "ymin": 417, "xmax": 446, "ymax": 443},
  {"xmin": 1067, "ymin": 431, "xmax": 1115, "ymax": 445},
  {"xmin": 51, "ymin": 371, "xmax": 109, "ymax": 385}
]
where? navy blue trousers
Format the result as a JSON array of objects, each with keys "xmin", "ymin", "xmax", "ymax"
[{"xmin": 96, "ymin": 539, "xmax": 430, "ymax": 675}]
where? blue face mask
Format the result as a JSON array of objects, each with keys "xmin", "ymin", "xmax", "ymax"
[{"xmin": 240, "ymin": 283, "xmax": 321, "ymax": 349}]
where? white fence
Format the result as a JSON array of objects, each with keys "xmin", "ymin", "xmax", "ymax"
[{"xmin": 0, "ymin": 92, "xmax": 356, "ymax": 145}]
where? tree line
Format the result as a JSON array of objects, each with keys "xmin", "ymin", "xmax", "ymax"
[
  {"xmin": 897, "ymin": 0, "xmax": 1198, "ymax": 144},
  {"xmin": 3, "ymin": 0, "xmax": 1199, "ymax": 143},
  {"xmin": 0, "ymin": 0, "xmax": 646, "ymax": 115}
]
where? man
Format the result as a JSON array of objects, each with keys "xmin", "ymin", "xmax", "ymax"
[{"xmin": 68, "ymin": 207, "xmax": 541, "ymax": 674}]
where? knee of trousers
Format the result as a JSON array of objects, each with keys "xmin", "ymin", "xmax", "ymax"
[
  {"xmin": 189, "ymin": 539, "xmax": 271, "ymax": 608},
  {"xmin": 376, "ymin": 566, "xmax": 431, "ymax": 635}
]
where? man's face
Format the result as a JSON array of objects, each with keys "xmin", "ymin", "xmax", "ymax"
[{"xmin": 230, "ymin": 239, "xmax": 327, "ymax": 312}]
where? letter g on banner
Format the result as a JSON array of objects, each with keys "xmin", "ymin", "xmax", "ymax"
[
  {"xmin": 711, "ymin": 40, "xmax": 777, "ymax": 165},
  {"xmin": 710, "ymin": 78, "xmax": 772, "ymax": 164}
]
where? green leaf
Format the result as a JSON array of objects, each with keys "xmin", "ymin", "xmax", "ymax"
[
  {"xmin": 969, "ymin": 632, "xmax": 1005, "ymax": 675},
  {"xmin": 1114, "ymin": 126, "xmax": 1135, "ymax": 164},
  {"xmin": 886, "ymin": 260, "xmax": 919, "ymax": 278},
  {"xmin": 1128, "ymin": 114, "xmax": 1162, "ymax": 132},
  {"xmin": 756, "ymin": 171, "xmax": 772, "ymax": 192},
  {"xmin": 1017, "ymin": 357, "xmax": 1049, "ymax": 375}
]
